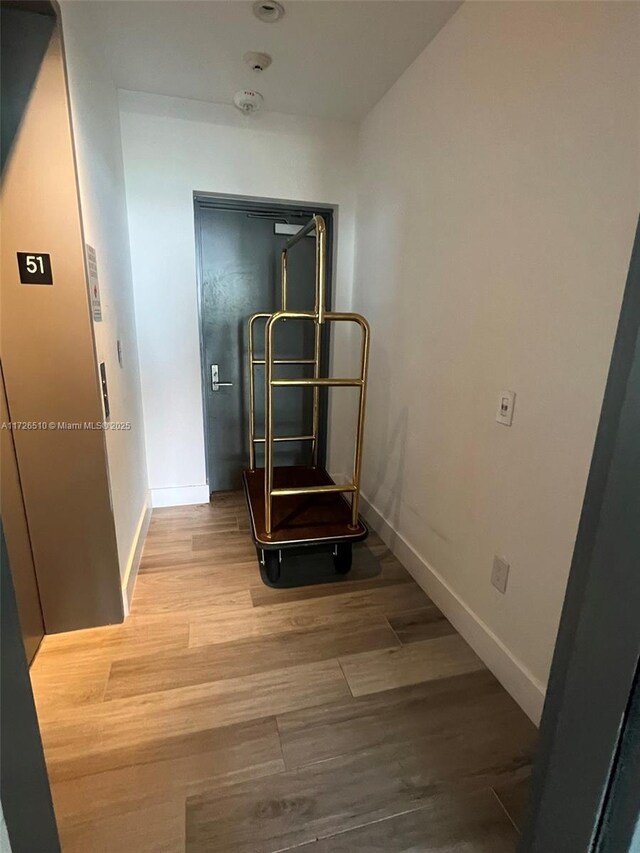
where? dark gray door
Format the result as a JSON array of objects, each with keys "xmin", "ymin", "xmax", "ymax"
[{"xmin": 197, "ymin": 203, "xmax": 331, "ymax": 493}]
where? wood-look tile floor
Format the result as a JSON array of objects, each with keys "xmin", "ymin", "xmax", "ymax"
[{"xmin": 30, "ymin": 493, "xmax": 537, "ymax": 852}]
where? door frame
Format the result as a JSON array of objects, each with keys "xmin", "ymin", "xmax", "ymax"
[
  {"xmin": 521, "ymin": 216, "xmax": 640, "ymax": 851},
  {"xmin": 193, "ymin": 192, "xmax": 336, "ymax": 494}
]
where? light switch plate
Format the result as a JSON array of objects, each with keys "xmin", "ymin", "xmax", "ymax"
[
  {"xmin": 496, "ymin": 390, "xmax": 516, "ymax": 426},
  {"xmin": 492, "ymin": 555, "xmax": 510, "ymax": 594}
]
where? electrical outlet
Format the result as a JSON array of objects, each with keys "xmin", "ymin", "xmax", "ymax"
[{"xmin": 492, "ymin": 555, "xmax": 510, "ymax": 594}]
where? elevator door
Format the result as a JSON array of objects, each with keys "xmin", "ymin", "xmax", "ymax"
[
  {"xmin": 197, "ymin": 204, "xmax": 332, "ymax": 494},
  {"xmin": 0, "ymin": 364, "xmax": 44, "ymax": 663}
]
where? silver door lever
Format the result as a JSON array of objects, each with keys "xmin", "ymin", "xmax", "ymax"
[{"xmin": 211, "ymin": 364, "xmax": 233, "ymax": 391}]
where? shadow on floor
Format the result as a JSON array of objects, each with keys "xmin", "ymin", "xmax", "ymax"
[{"xmin": 258, "ymin": 541, "xmax": 382, "ymax": 589}]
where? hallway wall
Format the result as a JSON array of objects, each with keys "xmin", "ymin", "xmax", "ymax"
[
  {"xmin": 118, "ymin": 91, "xmax": 358, "ymax": 507},
  {"xmin": 352, "ymin": 0, "xmax": 640, "ymax": 720},
  {"xmin": 59, "ymin": 4, "xmax": 150, "ymax": 606}
]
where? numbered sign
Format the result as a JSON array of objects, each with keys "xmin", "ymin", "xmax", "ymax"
[{"xmin": 17, "ymin": 252, "xmax": 53, "ymax": 285}]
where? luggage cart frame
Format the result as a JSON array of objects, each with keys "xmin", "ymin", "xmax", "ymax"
[{"xmin": 243, "ymin": 214, "xmax": 371, "ymax": 582}]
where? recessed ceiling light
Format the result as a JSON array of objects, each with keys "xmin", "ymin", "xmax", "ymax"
[{"xmin": 253, "ymin": 1, "xmax": 285, "ymax": 24}]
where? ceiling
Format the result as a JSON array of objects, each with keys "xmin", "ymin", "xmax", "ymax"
[{"xmin": 72, "ymin": 1, "xmax": 462, "ymax": 121}]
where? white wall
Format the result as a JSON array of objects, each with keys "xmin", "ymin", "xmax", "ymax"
[
  {"xmin": 353, "ymin": 1, "xmax": 639, "ymax": 720},
  {"xmin": 59, "ymin": 3, "xmax": 150, "ymax": 604},
  {"xmin": 119, "ymin": 91, "xmax": 358, "ymax": 507}
]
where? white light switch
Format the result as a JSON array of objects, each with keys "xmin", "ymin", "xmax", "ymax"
[
  {"xmin": 496, "ymin": 390, "xmax": 516, "ymax": 426},
  {"xmin": 492, "ymin": 555, "xmax": 510, "ymax": 594}
]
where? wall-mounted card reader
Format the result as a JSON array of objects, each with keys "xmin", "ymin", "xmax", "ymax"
[{"xmin": 99, "ymin": 362, "xmax": 110, "ymax": 420}]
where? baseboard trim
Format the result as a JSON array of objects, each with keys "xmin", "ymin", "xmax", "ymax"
[
  {"xmin": 121, "ymin": 495, "xmax": 152, "ymax": 614},
  {"xmin": 150, "ymin": 484, "xmax": 210, "ymax": 508},
  {"xmin": 360, "ymin": 492, "xmax": 546, "ymax": 726}
]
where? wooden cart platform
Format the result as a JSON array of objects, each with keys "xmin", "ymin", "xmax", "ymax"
[{"xmin": 243, "ymin": 465, "xmax": 368, "ymax": 548}]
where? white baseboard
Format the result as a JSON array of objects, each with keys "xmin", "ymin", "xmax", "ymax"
[
  {"xmin": 360, "ymin": 492, "xmax": 546, "ymax": 726},
  {"xmin": 121, "ymin": 495, "xmax": 152, "ymax": 614},
  {"xmin": 150, "ymin": 484, "xmax": 210, "ymax": 508}
]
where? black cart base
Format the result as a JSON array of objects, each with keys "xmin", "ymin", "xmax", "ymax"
[{"xmin": 243, "ymin": 465, "xmax": 368, "ymax": 584}]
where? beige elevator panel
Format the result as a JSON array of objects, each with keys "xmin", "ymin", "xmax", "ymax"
[{"xmin": 1, "ymin": 22, "xmax": 123, "ymax": 631}]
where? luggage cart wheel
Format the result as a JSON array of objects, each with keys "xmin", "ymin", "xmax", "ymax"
[
  {"xmin": 333, "ymin": 542, "xmax": 352, "ymax": 575},
  {"xmin": 263, "ymin": 549, "xmax": 281, "ymax": 583}
]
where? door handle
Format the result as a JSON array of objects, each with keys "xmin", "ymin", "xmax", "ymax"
[{"xmin": 211, "ymin": 364, "xmax": 233, "ymax": 391}]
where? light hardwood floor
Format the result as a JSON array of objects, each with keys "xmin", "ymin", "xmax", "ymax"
[{"xmin": 30, "ymin": 492, "xmax": 537, "ymax": 852}]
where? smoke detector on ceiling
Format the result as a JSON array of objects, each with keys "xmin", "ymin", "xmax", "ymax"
[
  {"xmin": 244, "ymin": 52, "xmax": 272, "ymax": 73},
  {"xmin": 252, "ymin": 1, "xmax": 285, "ymax": 23},
  {"xmin": 233, "ymin": 89, "xmax": 264, "ymax": 115}
]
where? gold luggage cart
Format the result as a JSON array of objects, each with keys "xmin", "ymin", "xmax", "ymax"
[{"xmin": 242, "ymin": 214, "xmax": 371, "ymax": 583}]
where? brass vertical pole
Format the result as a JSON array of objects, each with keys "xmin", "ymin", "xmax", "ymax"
[
  {"xmin": 311, "ymin": 321, "xmax": 321, "ymax": 467},
  {"xmin": 247, "ymin": 314, "xmax": 270, "ymax": 470},
  {"xmin": 350, "ymin": 318, "xmax": 370, "ymax": 528},
  {"xmin": 316, "ymin": 216, "xmax": 326, "ymax": 325},
  {"xmin": 248, "ymin": 318, "xmax": 255, "ymax": 470},
  {"xmin": 281, "ymin": 250, "xmax": 288, "ymax": 311},
  {"xmin": 311, "ymin": 216, "xmax": 326, "ymax": 466},
  {"xmin": 264, "ymin": 316, "xmax": 274, "ymax": 535}
]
